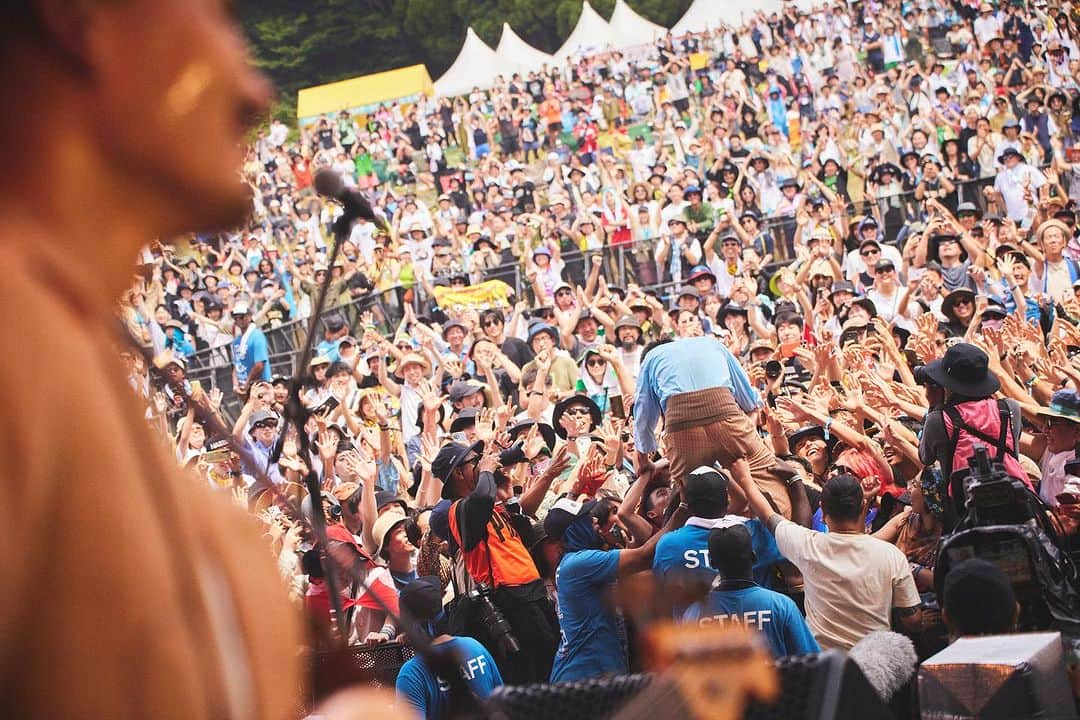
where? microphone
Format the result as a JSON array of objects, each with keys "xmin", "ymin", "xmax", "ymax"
[
  {"xmin": 313, "ymin": 169, "xmax": 388, "ymax": 232},
  {"xmin": 848, "ymin": 630, "xmax": 918, "ymax": 703}
]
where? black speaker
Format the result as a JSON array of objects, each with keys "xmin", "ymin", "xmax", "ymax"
[
  {"xmin": 485, "ymin": 673, "xmax": 652, "ymax": 720},
  {"xmin": 743, "ymin": 651, "xmax": 890, "ymax": 720},
  {"xmin": 482, "ymin": 652, "xmax": 889, "ymax": 720}
]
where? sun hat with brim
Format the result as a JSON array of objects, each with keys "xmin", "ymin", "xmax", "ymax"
[
  {"xmin": 829, "ymin": 280, "xmax": 856, "ymax": 300},
  {"xmin": 374, "ymin": 490, "xmax": 408, "ymax": 515},
  {"xmin": 849, "ymin": 297, "xmax": 878, "ymax": 318},
  {"xmin": 152, "ymin": 350, "xmax": 186, "ymax": 370},
  {"xmin": 922, "ymin": 342, "xmax": 1000, "ymax": 398},
  {"xmin": 309, "ymin": 355, "xmax": 332, "ymax": 368},
  {"xmin": 718, "ymin": 303, "xmax": 750, "ymax": 322},
  {"xmin": 527, "ymin": 322, "xmax": 560, "ymax": 346},
  {"xmin": 449, "ymin": 407, "xmax": 479, "ymax": 434},
  {"xmin": 788, "ymin": 425, "xmax": 838, "ymax": 454},
  {"xmin": 1037, "ymin": 219, "xmax": 1072, "ymax": 245},
  {"xmin": 929, "ymin": 233, "xmax": 968, "ymax": 264},
  {"xmin": 508, "ymin": 419, "xmax": 557, "ymax": 451},
  {"xmin": 687, "ymin": 265, "xmax": 716, "ymax": 284},
  {"xmin": 441, "ymin": 320, "xmax": 468, "ymax": 340},
  {"xmin": 397, "ymin": 352, "xmax": 431, "ymax": 373},
  {"xmin": 543, "ymin": 497, "xmax": 598, "ymax": 542},
  {"xmin": 981, "ymin": 298, "xmax": 1008, "ymax": 320},
  {"xmin": 941, "ymin": 288, "xmax": 976, "ymax": 323},
  {"xmin": 748, "ymin": 339, "xmax": 777, "ymax": 356},
  {"xmin": 997, "ymin": 147, "xmax": 1023, "ymax": 163},
  {"xmin": 552, "ymin": 394, "xmax": 603, "ymax": 439},
  {"xmin": 373, "ymin": 510, "xmax": 409, "ymax": 559},
  {"xmin": 1037, "ymin": 389, "xmax": 1080, "ymax": 424},
  {"xmin": 432, "ymin": 441, "xmax": 484, "ymax": 495}
]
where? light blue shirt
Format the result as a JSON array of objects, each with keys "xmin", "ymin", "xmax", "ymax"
[{"xmin": 633, "ymin": 337, "xmax": 761, "ymax": 453}]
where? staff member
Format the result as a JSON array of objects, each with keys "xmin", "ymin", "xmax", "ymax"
[
  {"xmin": 634, "ymin": 336, "xmax": 796, "ymax": 518},
  {"xmin": 395, "ymin": 577, "xmax": 503, "ymax": 720},
  {"xmin": 0, "ymin": 1, "xmax": 300, "ymax": 717},
  {"xmin": 543, "ymin": 496, "xmax": 688, "ymax": 682},
  {"xmin": 683, "ymin": 525, "xmax": 819, "ymax": 659}
]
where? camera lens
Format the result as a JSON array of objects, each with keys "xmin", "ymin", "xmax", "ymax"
[{"xmin": 765, "ymin": 360, "xmax": 783, "ymax": 379}]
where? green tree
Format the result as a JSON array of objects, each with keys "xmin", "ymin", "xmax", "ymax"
[{"xmin": 238, "ymin": 0, "xmax": 693, "ymax": 120}]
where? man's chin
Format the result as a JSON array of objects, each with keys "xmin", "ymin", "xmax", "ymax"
[{"xmin": 168, "ymin": 179, "xmax": 254, "ymax": 234}]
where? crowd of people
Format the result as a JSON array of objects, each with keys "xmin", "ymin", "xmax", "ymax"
[{"xmin": 124, "ymin": 0, "xmax": 1080, "ymax": 716}]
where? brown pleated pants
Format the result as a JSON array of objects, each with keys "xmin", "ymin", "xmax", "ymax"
[{"xmin": 664, "ymin": 387, "xmax": 792, "ymax": 519}]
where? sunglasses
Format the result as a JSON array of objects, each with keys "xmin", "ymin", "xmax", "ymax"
[
  {"xmin": 254, "ymin": 421, "xmax": 278, "ymax": 430},
  {"xmin": 565, "ymin": 407, "xmax": 592, "ymax": 417},
  {"xmin": 861, "ymin": 249, "xmax": 880, "ymax": 257},
  {"xmin": 586, "ymin": 357, "xmax": 607, "ymax": 367},
  {"xmin": 876, "ymin": 267, "xmax": 895, "ymax": 274},
  {"xmin": 954, "ymin": 298, "xmax": 973, "ymax": 306},
  {"xmin": 555, "ymin": 290, "xmax": 573, "ymax": 297}
]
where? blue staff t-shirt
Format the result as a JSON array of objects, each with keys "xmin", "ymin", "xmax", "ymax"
[
  {"xmin": 653, "ymin": 517, "xmax": 786, "ymax": 588},
  {"xmin": 683, "ymin": 584, "xmax": 820, "ymax": 659},
  {"xmin": 232, "ymin": 327, "xmax": 271, "ymax": 385},
  {"xmin": 550, "ymin": 549, "xmax": 625, "ymax": 683},
  {"xmin": 395, "ymin": 636, "xmax": 503, "ymax": 720}
]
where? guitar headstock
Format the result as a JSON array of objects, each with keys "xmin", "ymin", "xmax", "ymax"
[
  {"xmin": 639, "ymin": 621, "xmax": 778, "ymax": 720},
  {"xmin": 612, "ymin": 574, "xmax": 778, "ymax": 720}
]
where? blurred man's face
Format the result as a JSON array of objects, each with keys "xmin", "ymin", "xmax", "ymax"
[{"xmin": 88, "ymin": 0, "xmax": 272, "ymax": 231}]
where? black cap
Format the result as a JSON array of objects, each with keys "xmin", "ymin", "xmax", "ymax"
[
  {"xmin": 684, "ymin": 467, "xmax": 730, "ymax": 517},
  {"xmin": 448, "ymin": 380, "xmax": 485, "ymax": 404},
  {"xmin": 399, "ymin": 576, "xmax": 445, "ymax": 622},
  {"xmin": 543, "ymin": 497, "xmax": 597, "ymax": 542},
  {"xmin": 874, "ymin": 259, "xmax": 896, "ymax": 273}
]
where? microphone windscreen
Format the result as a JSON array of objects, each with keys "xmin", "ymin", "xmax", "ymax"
[
  {"xmin": 313, "ymin": 168, "xmax": 345, "ymax": 199},
  {"xmin": 848, "ymin": 630, "xmax": 918, "ymax": 702}
]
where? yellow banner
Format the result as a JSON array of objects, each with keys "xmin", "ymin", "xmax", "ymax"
[
  {"xmin": 433, "ymin": 279, "xmax": 515, "ymax": 309},
  {"xmin": 689, "ymin": 52, "xmax": 710, "ymax": 70}
]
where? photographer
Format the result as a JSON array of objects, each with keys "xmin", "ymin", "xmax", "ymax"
[{"xmin": 429, "ymin": 441, "xmax": 560, "ymax": 685}]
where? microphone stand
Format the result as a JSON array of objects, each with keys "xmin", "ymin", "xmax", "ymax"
[{"xmin": 278, "ymin": 210, "xmax": 354, "ymax": 642}]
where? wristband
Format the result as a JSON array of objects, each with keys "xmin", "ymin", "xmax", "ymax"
[{"xmin": 378, "ymin": 424, "xmax": 390, "ymax": 431}]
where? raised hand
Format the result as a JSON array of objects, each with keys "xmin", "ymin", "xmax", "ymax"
[
  {"xmin": 477, "ymin": 444, "xmax": 502, "ymax": 474},
  {"xmin": 315, "ymin": 429, "xmax": 337, "ymax": 465},
  {"xmin": 521, "ymin": 423, "xmax": 547, "ymax": 460},
  {"xmin": 337, "ymin": 448, "xmax": 376, "ymax": 481},
  {"xmin": 474, "ymin": 407, "xmax": 497, "ymax": 444}
]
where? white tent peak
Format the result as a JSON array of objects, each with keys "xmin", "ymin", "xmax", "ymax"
[
  {"xmin": 555, "ymin": 1, "xmax": 615, "ymax": 62},
  {"xmin": 494, "ymin": 23, "xmax": 554, "ymax": 77},
  {"xmin": 608, "ymin": 0, "xmax": 666, "ymax": 46},
  {"xmin": 672, "ymin": 0, "xmax": 781, "ymax": 35},
  {"xmin": 434, "ymin": 26, "xmax": 499, "ymax": 98}
]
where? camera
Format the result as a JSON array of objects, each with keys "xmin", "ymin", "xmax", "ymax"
[
  {"xmin": 471, "ymin": 584, "xmax": 520, "ymax": 655},
  {"xmin": 764, "ymin": 360, "xmax": 783, "ymax": 380}
]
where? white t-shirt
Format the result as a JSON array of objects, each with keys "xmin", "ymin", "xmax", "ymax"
[
  {"xmin": 775, "ymin": 520, "xmax": 920, "ymax": 650},
  {"xmin": 994, "ymin": 163, "xmax": 1045, "ymax": 221}
]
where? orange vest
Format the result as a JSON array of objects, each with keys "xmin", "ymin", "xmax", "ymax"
[{"xmin": 448, "ymin": 501, "xmax": 539, "ymax": 588}]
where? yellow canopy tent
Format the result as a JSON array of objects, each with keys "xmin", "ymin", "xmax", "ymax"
[{"xmin": 296, "ymin": 64, "xmax": 433, "ymax": 125}]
